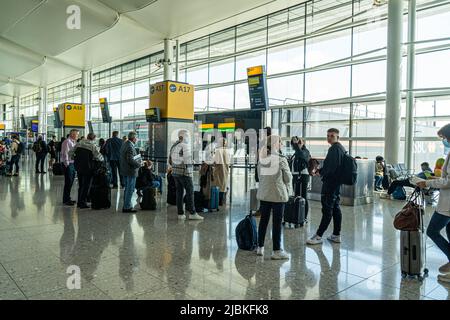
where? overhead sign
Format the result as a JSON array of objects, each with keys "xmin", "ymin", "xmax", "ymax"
[
  {"xmin": 99, "ymin": 98, "xmax": 112, "ymax": 123},
  {"xmin": 59, "ymin": 103, "xmax": 85, "ymax": 128},
  {"xmin": 31, "ymin": 120, "xmax": 39, "ymax": 133},
  {"xmin": 150, "ymin": 81, "xmax": 194, "ymax": 120},
  {"xmin": 247, "ymin": 65, "xmax": 269, "ymax": 111}
]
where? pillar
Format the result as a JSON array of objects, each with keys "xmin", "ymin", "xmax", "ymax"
[
  {"xmin": 81, "ymin": 70, "xmax": 91, "ymax": 122},
  {"xmin": 175, "ymin": 40, "xmax": 180, "ymax": 82},
  {"xmin": 164, "ymin": 39, "xmax": 174, "ymax": 81},
  {"xmin": 384, "ymin": 0, "xmax": 403, "ymax": 165},
  {"xmin": 38, "ymin": 87, "xmax": 47, "ymax": 138},
  {"xmin": 405, "ymin": 0, "xmax": 416, "ymax": 172}
]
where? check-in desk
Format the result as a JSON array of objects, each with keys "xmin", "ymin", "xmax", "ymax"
[{"xmin": 307, "ymin": 158, "xmax": 374, "ymax": 206}]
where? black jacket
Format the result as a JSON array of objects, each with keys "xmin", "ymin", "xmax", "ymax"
[
  {"xmin": 320, "ymin": 142, "xmax": 346, "ymax": 184},
  {"xmin": 136, "ymin": 167, "xmax": 154, "ymax": 190},
  {"xmin": 291, "ymin": 144, "xmax": 311, "ymax": 174}
]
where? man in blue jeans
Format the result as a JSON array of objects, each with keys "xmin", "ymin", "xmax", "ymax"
[
  {"xmin": 120, "ymin": 131, "xmax": 142, "ymax": 213},
  {"xmin": 61, "ymin": 129, "xmax": 79, "ymax": 206},
  {"xmin": 307, "ymin": 128, "xmax": 346, "ymax": 245}
]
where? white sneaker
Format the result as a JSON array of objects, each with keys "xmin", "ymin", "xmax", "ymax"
[
  {"xmin": 437, "ymin": 274, "xmax": 450, "ymax": 283},
  {"xmin": 271, "ymin": 250, "xmax": 289, "ymax": 260},
  {"xmin": 177, "ymin": 215, "xmax": 186, "ymax": 220},
  {"xmin": 256, "ymin": 247, "xmax": 264, "ymax": 256},
  {"xmin": 290, "ymin": 223, "xmax": 295, "ymax": 229},
  {"xmin": 306, "ymin": 234, "xmax": 323, "ymax": 245},
  {"xmin": 327, "ymin": 234, "xmax": 342, "ymax": 243},
  {"xmin": 188, "ymin": 213, "xmax": 204, "ymax": 220}
]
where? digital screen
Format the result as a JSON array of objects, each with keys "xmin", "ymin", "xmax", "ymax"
[
  {"xmin": 145, "ymin": 109, "xmax": 155, "ymax": 116},
  {"xmin": 31, "ymin": 122, "xmax": 38, "ymax": 133},
  {"xmin": 248, "ymin": 77, "xmax": 260, "ymax": 86}
]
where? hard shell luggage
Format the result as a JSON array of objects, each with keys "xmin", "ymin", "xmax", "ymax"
[
  {"xmin": 400, "ymin": 231, "xmax": 428, "ymax": 279},
  {"xmin": 90, "ymin": 172, "xmax": 111, "ymax": 210},
  {"xmin": 140, "ymin": 188, "xmax": 157, "ymax": 210},
  {"xmin": 398, "ymin": 188, "xmax": 429, "ymax": 281},
  {"xmin": 283, "ymin": 195, "xmax": 306, "ymax": 228},
  {"xmin": 208, "ymin": 186, "xmax": 219, "ymax": 212},
  {"xmin": 167, "ymin": 172, "xmax": 177, "ymax": 205},
  {"xmin": 250, "ymin": 188, "xmax": 259, "ymax": 212},
  {"xmin": 52, "ymin": 163, "xmax": 64, "ymax": 176}
]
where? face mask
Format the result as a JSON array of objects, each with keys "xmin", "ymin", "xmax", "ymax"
[{"xmin": 443, "ymin": 139, "xmax": 450, "ymax": 149}]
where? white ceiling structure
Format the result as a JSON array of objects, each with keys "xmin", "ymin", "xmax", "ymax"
[{"xmin": 0, "ymin": 0, "xmax": 307, "ymax": 104}]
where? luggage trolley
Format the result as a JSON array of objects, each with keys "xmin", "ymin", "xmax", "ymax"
[{"xmin": 399, "ymin": 188, "xmax": 429, "ymax": 282}]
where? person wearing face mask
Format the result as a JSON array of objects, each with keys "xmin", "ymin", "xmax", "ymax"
[{"xmin": 417, "ymin": 123, "xmax": 450, "ymax": 283}]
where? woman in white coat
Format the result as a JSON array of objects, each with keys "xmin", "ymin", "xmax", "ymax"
[
  {"xmin": 256, "ymin": 135, "xmax": 292, "ymax": 260},
  {"xmin": 213, "ymin": 137, "xmax": 230, "ymax": 206},
  {"xmin": 417, "ymin": 123, "xmax": 450, "ymax": 283}
]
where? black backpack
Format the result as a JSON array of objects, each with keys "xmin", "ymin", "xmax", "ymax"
[
  {"xmin": 339, "ymin": 153, "xmax": 358, "ymax": 185},
  {"xmin": 140, "ymin": 188, "xmax": 156, "ymax": 210},
  {"xmin": 16, "ymin": 142, "xmax": 24, "ymax": 155},
  {"xmin": 235, "ymin": 214, "xmax": 258, "ymax": 251}
]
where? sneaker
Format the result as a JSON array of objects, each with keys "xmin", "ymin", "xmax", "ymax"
[
  {"xmin": 438, "ymin": 262, "xmax": 450, "ymax": 274},
  {"xmin": 271, "ymin": 250, "xmax": 289, "ymax": 260},
  {"xmin": 438, "ymin": 274, "xmax": 450, "ymax": 283},
  {"xmin": 256, "ymin": 247, "xmax": 264, "ymax": 256},
  {"xmin": 306, "ymin": 234, "xmax": 323, "ymax": 245},
  {"xmin": 327, "ymin": 234, "xmax": 342, "ymax": 243},
  {"xmin": 64, "ymin": 201, "xmax": 75, "ymax": 206},
  {"xmin": 78, "ymin": 204, "xmax": 90, "ymax": 209},
  {"xmin": 177, "ymin": 214, "xmax": 186, "ymax": 220},
  {"xmin": 290, "ymin": 223, "xmax": 296, "ymax": 229},
  {"xmin": 188, "ymin": 213, "xmax": 204, "ymax": 220}
]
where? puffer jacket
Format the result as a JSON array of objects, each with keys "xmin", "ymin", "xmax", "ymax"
[
  {"xmin": 257, "ymin": 151, "xmax": 292, "ymax": 203},
  {"xmin": 70, "ymin": 139, "xmax": 104, "ymax": 175}
]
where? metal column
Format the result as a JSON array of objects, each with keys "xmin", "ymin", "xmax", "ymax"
[
  {"xmin": 405, "ymin": 0, "xmax": 417, "ymax": 172},
  {"xmin": 38, "ymin": 87, "xmax": 47, "ymax": 138},
  {"xmin": 175, "ymin": 40, "xmax": 180, "ymax": 82},
  {"xmin": 384, "ymin": 0, "xmax": 403, "ymax": 165},
  {"xmin": 163, "ymin": 39, "xmax": 174, "ymax": 81},
  {"xmin": 12, "ymin": 96, "xmax": 19, "ymax": 131},
  {"xmin": 81, "ymin": 70, "xmax": 91, "ymax": 124}
]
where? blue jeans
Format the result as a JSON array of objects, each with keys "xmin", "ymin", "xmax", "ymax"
[
  {"xmin": 317, "ymin": 183, "xmax": 342, "ymax": 237},
  {"xmin": 374, "ymin": 175, "xmax": 382, "ymax": 189},
  {"xmin": 63, "ymin": 163, "xmax": 76, "ymax": 203},
  {"xmin": 426, "ymin": 212, "xmax": 450, "ymax": 262},
  {"xmin": 258, "ymin": 201, "xmax": 285, "ymax": 251},
  {"xmin": 123, "ymin": 176, "xmax": 137, "ymax": 210}
]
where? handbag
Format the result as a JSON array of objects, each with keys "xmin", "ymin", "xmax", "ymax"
[
  {"xmin": 393, "ymin": 188, "xmax": 424, "ymax": 231},
  {"xmin": 307, "ymin": 158, "xmax": 320, "ymax": 176}
]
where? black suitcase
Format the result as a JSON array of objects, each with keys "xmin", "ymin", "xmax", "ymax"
[
  {"xmin": 90, "ymin": 172, "xmax": 111, "ymax": 210},
  {"xmin": 140, "ymin": 188, "xmax": 156, "ymax": 210},
  {"xmin": 52, "ymin": 163, "xmax": 64, "ymax": 176},
  {"xmin": 167, "ymin": 173, "xmax": 177, "ymax": 205},
  {"xmin": 283, "ymin": 196, "xmax": 306, "ymax": 228}
]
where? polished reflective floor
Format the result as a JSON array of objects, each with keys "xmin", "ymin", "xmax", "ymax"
[{"xmin": 0, "ymin": 158, "xmax": 449, "ymax": 300}]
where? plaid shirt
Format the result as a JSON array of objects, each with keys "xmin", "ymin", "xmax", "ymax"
[{"xmin": 169, "ymin": 141, "xmax": 193, "ymax": 177}]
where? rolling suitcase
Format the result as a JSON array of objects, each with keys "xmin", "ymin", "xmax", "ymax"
[
  {"xmin": 140, "ymin": 188, "xmax": 156, "ymax": 210},
  {"xmin": 283, "ymin": 196, "xmax": 306, "ymax": 228},
  {"xmin": 52, "ymin": 162, "xmax": 64, "ymax": 176},
  {"xmin": 90, "ymin": 171, "xmax": 111, "ymax": 210},
  {"xmin": 208, "ymin": 186, "xmax": 220, "ymax": 212},
  {"xmin": 398, "ymin": 188, "xmax": 429, "ymax": 281}
]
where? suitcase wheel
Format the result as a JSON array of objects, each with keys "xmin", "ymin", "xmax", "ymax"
[
  {"xmin": 401, "ymin": 272, "xmax": 407, "ymax": 279},
  {"xmin": 299, "ymin": 222, "xmax": 304, "ymax": 227},
  {"xmin": 424, "ymin": 268, "xmax": 429, "ymax": 275}
]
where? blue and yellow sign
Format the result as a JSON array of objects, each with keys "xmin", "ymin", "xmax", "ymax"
[
  {"xmin": 58, "ymin": 103, "xmax": 85, "ymax": 128},
  {"xmin": 247, "ymin": 65, "xmax": 269, "ymax": 111},
  {"xmin": 150, "ymin": 81, "xmax": 194, "ymax": 121}
]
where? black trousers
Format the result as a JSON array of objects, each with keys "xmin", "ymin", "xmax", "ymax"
[
  {"xmin": 35, "ymin": 153, "xmax": 46, "ymax": 172},
  {"xmin": 77, "ymin": 173, "xmax": 92, "ymax": 207},
  {"xmin": 109, "ymin": 160, "xmax": 123, "ymax": 187},
  {"xmin": 316, "ymin": 183, "xmax": 342, "ymax": 237}
]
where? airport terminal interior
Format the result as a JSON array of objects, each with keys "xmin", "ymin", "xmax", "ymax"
[{"xmin": 1, "ymin": 0, "xmax": 450, "ymax": 300}]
